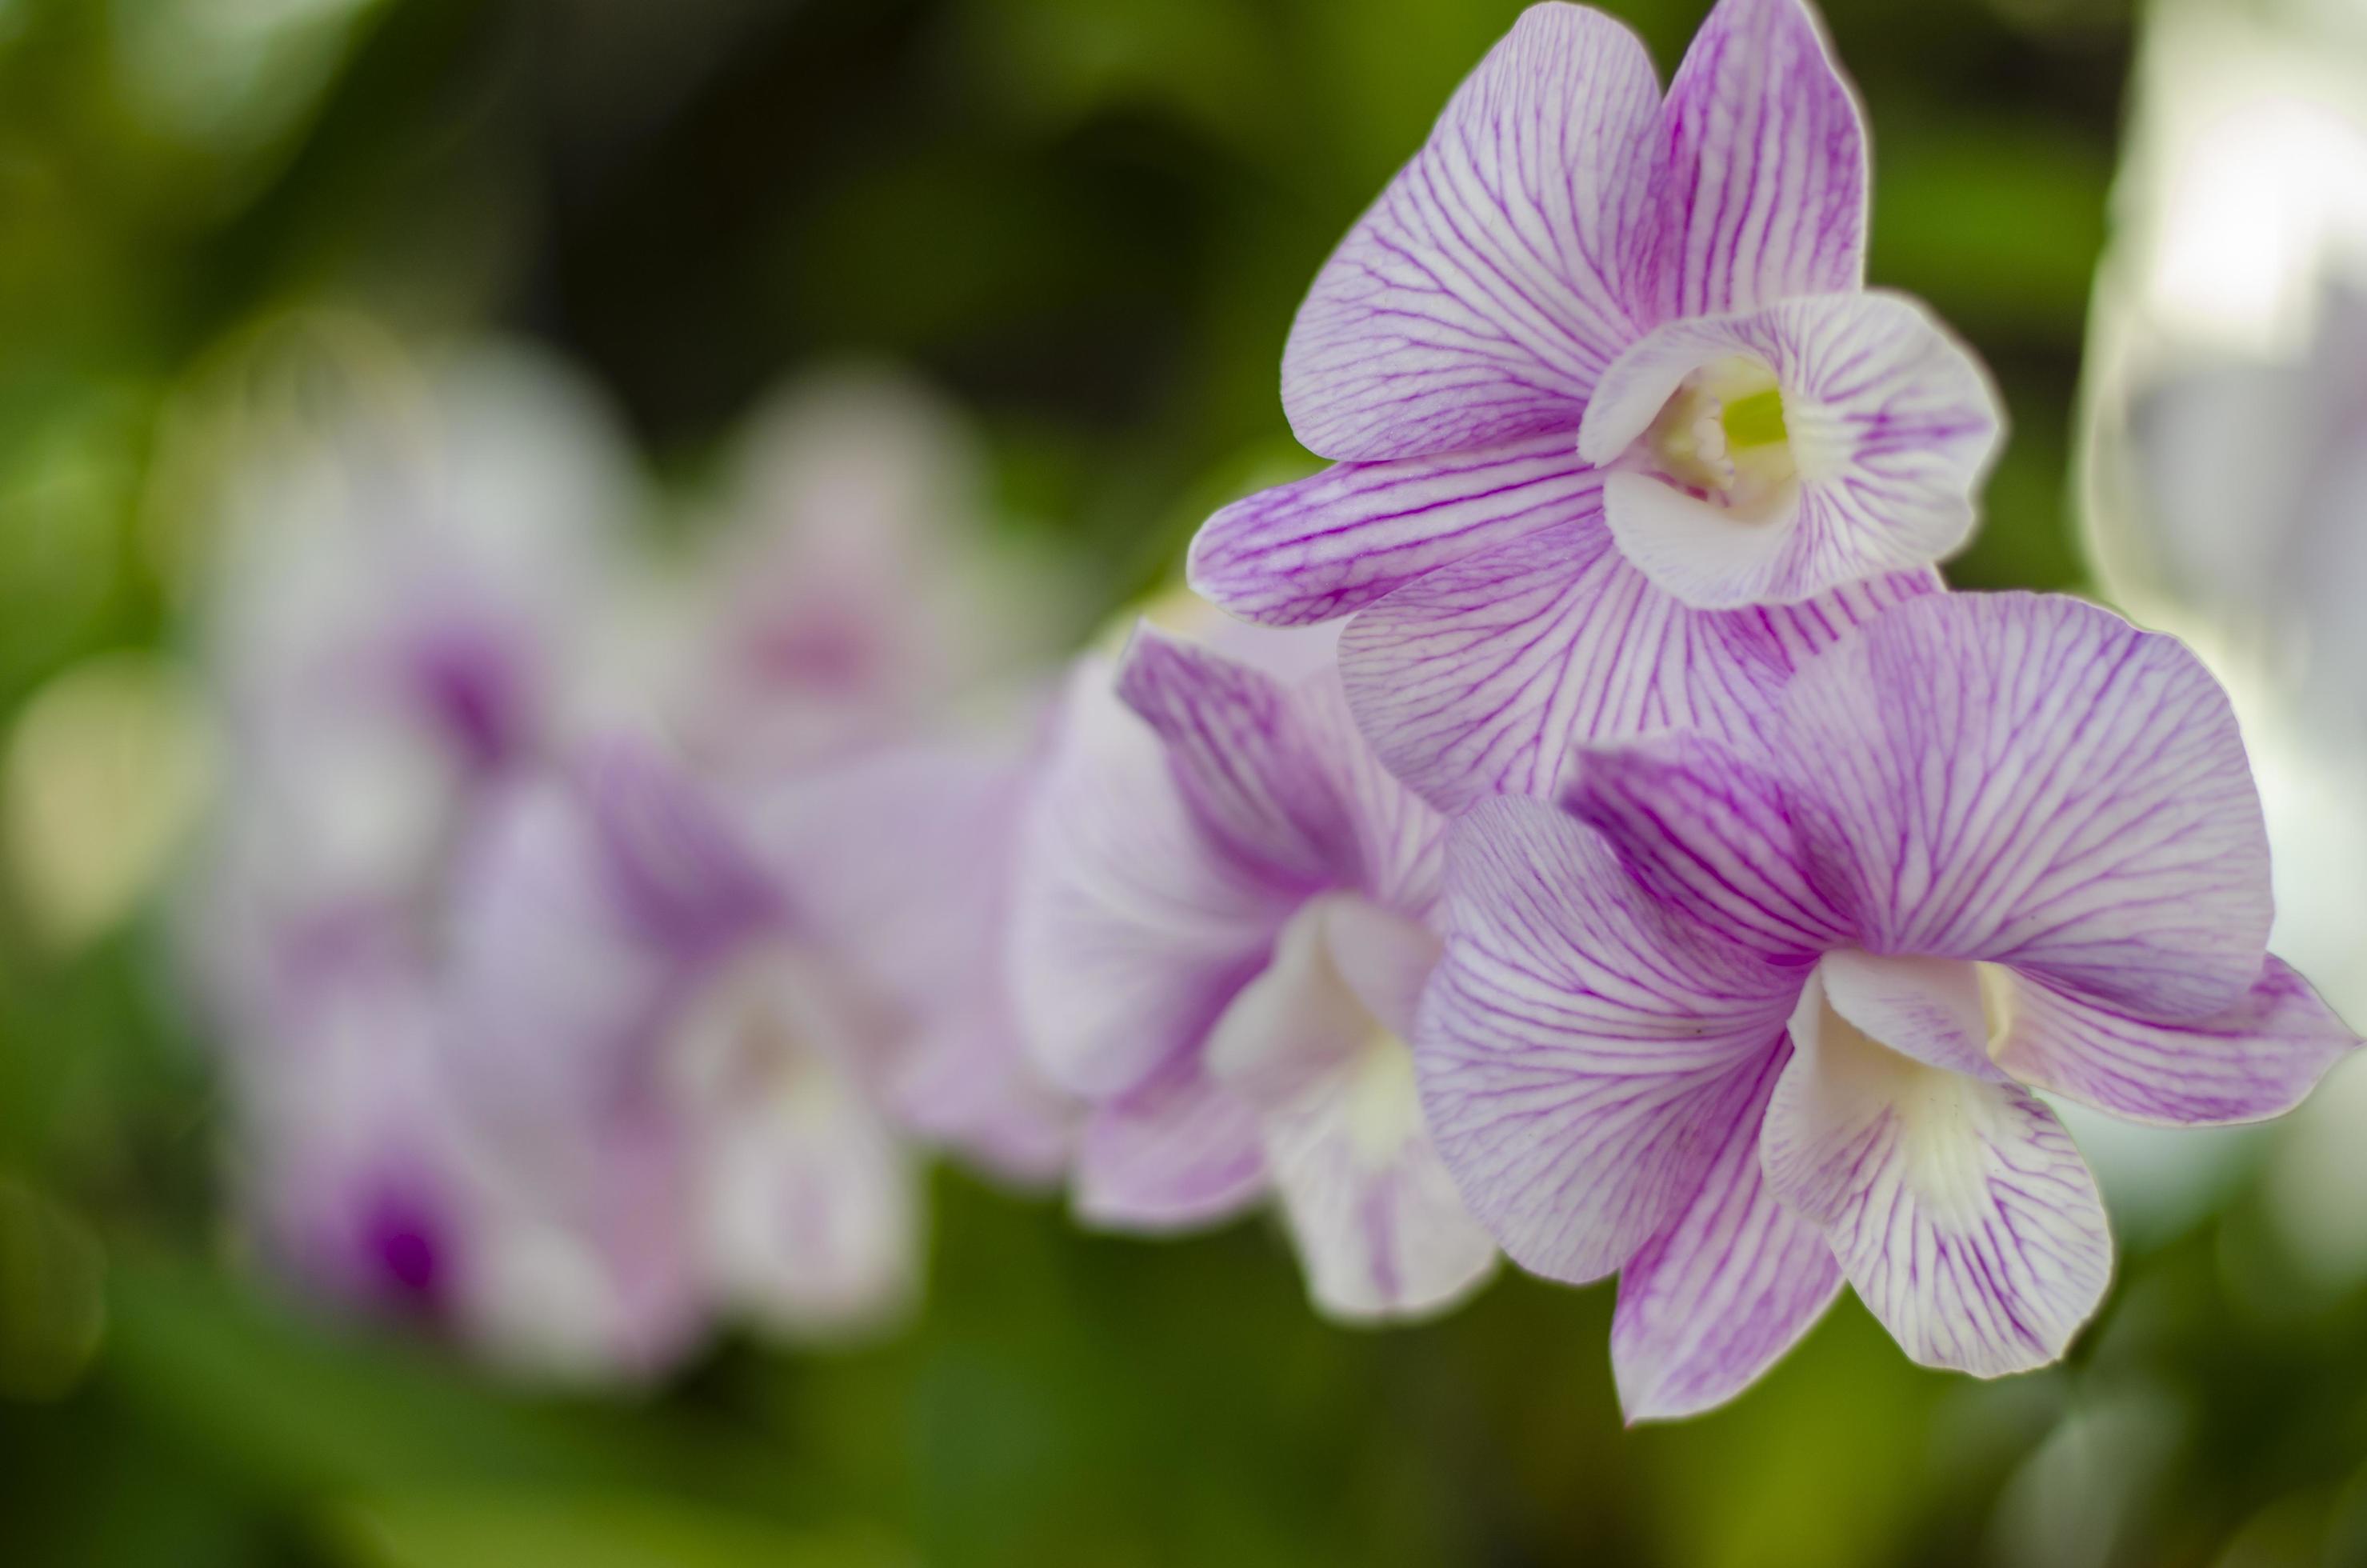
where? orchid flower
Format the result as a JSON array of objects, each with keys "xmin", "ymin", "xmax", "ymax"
[
  {"xmin": 1189, "ymin": 0, "xmax": 2001, "ymax": 812},
  {"xmin": 1417, "ymin": 590, "xmax": 2357, "ymax": 1418},
  {"xmin": 662, "ymin": 367, "xmax": 1082, "ymax": 780},
  {"xmin": 235, "ymin": 911, "xmax": 704, "ymax": 1381},
  {"xmin": 443, "ymin": 739, "xmax": 923, "ymax": 1341},
  {"xmin": 1010, "ymin": 618, "xmax": 1496, "ymax": 1320}
]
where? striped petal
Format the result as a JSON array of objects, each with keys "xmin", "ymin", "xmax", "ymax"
[
  {"xmin": 1610, "ymin": 1038, "xmax": 1843, "ymax": 1422},
  {"xmin": 1414, "ymin": 796, "xmax": 1798, "ymax": 1283},
  {"xmin": 1561, "ymin": 728, "xmax": 1851, "ymax": 961},
  {"xmin": 1773, "ymin": 591, "xmax": 2273, "ymax": 1021},
  {"xmin": 1578, "ymin": 292, "xmax": 2003, "ymax": 610},
  {"xmin": 1281, "ymin": 3, "xmax": 1659, "ymax": 461},
  {"xmin": 1007, "ymin": 658, "xmax": 1292, "ymax": 1099},
  {"xmin": 1644, "ymin": 0, "xmax": 1868, "ymax": 320},
  {"xmin": 1189, "ymin": 436, "xmax": 1602, "ymax": 629},
  {"xmin": 1341, "ymin": 519, "xmax": 1933, "ymax": 814},
  {"xmin": 1763, "ymin": 971, "xmax": 2113, "ymax": 1378},
  {"xmin": 1993, "ymin": 958, "xmax": 2360, "ymax": 1128},
  {"xmin": 1117, "ymin": 624, "xmax": 1359, "ymax": 891}
]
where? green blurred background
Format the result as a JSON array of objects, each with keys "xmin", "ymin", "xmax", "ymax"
[{"xmin": 4, "ymin": 0, "xmax": 2365, "ymax": 1563}]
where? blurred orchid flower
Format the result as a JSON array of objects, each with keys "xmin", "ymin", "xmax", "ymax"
[
  {"xmin": 1189, "ymin": 0, "xmax": 1998, "ymax": 811},
  {"xmin": 235, "ymin": 910, "xmax": 704, "ymax": 1381},
  {"xmin": 188, "ymin": 342, "xmax": 644, "ymax": 1010},
  {"xmin": 661, "ymin": 367, "xmax": 1081, "ymax": 779},
  {"xmin": 1010, "ymin": 618, "xmax": 1496, "ymax": 1322},
  {"xmin": 1419, "ymin": 592, "xmax": 2357, "ymax": 1418}
]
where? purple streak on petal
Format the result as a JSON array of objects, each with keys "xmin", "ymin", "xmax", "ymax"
[
  {"xmin": 1341, "ymin": 518, "xmax": 1933, "ymax": 814},
  {"xmin": 1774, "ymin": 591, "xmax": 2273, "ymax": 1021},
  {"xmin": 1073, "ymin": 1055, "xmax": 1268, "ymax": 1232},
  {"xmin": 1644, "ymin": 0, "xmax": 1868, "ymax": 320},
  {"xmin": 1118, "ymin": 625, "xmax": 1361, "ymax": 891},
  {"xmin": 1764, "ymin": 977, "xmax": 2113, "ymax": 1377},
  {"xmin": 1281, "ymin": 3, "xmax": 1660, "ymax": 461},
  {"xmin": 1582, "ymin": 292, "xmax": 2004, "ymax": 610},
  {"xmin": 1564, "ymin": 729, "xmax": 1851, "ymax": 962},
  {"xmin": 1610, "ymin": 1037, "xmax": 1841, "ymax": 1422},
  {"xmin": 575, "ymin": 738, "xmax": 782, "ymax": 960},
  {"xmin": 1995, "ymin": 958, "xmax": 2361, "ymax": 1127},
  {"xmin": 409, "ymin": 618, "xmax": 534, "ymax": 774},
  {"xmin": 1415, "ymin": 797, "xmax": 1798, "ymax": 1283},
  {"xmin": 362, "ymin": 1180, "xmax": 454, "ymax": 1312},
  {"xmin": 1007, "ymin": 658, "xmax": 1291, "ymax": 1099},
  {"xmin": 1188, "ymin": 436, "xmax": 1603, "ymax": 629}
]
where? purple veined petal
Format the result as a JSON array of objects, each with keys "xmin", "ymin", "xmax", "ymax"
[
  {"xmin": 1008, "ymin": 657, "xmax": 1293, "ymax": 1099},
  {"xmin": 1576, "ymin": 292, "xmax": 2004, "ymax": 610},
  {"xmin": 1993, "ymin": 958, "xmax": 2361, "ymax": 1128},
  {"xmin": 1817, "ymin": 949, "xmax": 2010, "ymax": 1083},
  {"xmin": 1610, "ymin": 1037, "xmax": 1843, "ymax": 1422},
  {"xmin": 1562, "ymin": 728, "xmax": 1853, "ymax": 961},
  {"xmin": 1188, "ymin": 435, "xmax": 1603, "ymax": 629},
  {"xmin": 1763, "ymin": 970, "xmax": 2113, "ymax": 1378},
  {"xmin": 1072, "ymin": 1054, "xmax": 1268, "ymax": 1232},
  {"xmin": 1292, "ymin": 663, "xmax": 1449, "ymax": 920},
  {"xmin": 1342, "ymin": 517, "xmax": 1935, "ymax": 814},
  {"xmin": 1773, "ymin": 591, "xmax": 2273, "ymax": 1021},
  {"xmin": 1263, "ymin": 1036, "xmax": 1500, "ymax": 1322},
  {"xmin": 1644, "ymin": 0, "xmax": 1868, "ymax": 320},
  {"xmin": 1415, "ymin": 796, "xmax": 1800, "ymax": 1283},
  {"xmin": 1117, "ymin": 624, "xmax": 1359, "ymax": 890},
  {"xmin": 1281, "ymin": 3, "xmax": 1661, "ymax": 462}
]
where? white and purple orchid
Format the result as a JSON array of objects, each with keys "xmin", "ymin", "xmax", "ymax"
[
  {"xmin": 1417, "ymin": 590, "xmax": 2358, "ymax": 1418},
  {"xmin": 1189, "ymin": 0, "xmax": 2000, "ymax": 810},
  {"xmin": 1010, "ymin": 616, "xmax": 1496, "ymax": 1320}
]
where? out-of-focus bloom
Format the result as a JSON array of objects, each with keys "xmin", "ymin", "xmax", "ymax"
[
  {"xmin": 190, "ymin": 342, "xmax": 642, "ymax": 1014},
  {"xmin": 1189, "ymin": 0, "xmax": 1998, "ymax": 811},
  {"xmin": 234, "ymin": 910, "xmax": 703, "ymax": 1379},
  {"xmin": 1011, "ymin": 618, "xmax": 1496, "ymax": 1321},
  {"xmin": 1420, "ymin": 592, "xmax": 2356, "ymax": 1418},
  {"xmin": 443, "ymin": 741, "xmax": 923, "ymax": 1340},
  {"xmin": 660, "ymin": 368, "xmax": 1078, "ymax": 780},
  {"xmin": 183, "ymin": 341, "xmax": 702, "ymax": 1374}
]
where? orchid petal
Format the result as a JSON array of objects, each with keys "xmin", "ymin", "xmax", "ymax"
[
  {"xmin": 1265, "ymin": 1038, "xmax": 1500, "ymax": 1321},
  {"xmin": 1563, "ymin": 728, "xmax": 1851, "ymax": 961},
  {"xmin": 1645, "ymin": 0, "xmax": 1868, "ymax": 320},
  {"xmin": 1579, "ymin": 293, "xmax": 2002, "ymax": 609},
  {"xmin": 1775, "ymin": 592, "xmax": 2273, "ymax": 1020},
  {"xmin": 1072, "ymin": 1057, "xmax": 1267, "ymax": 1232},
  {"xmin": 1117, "ymin": 625, "xmax": 1357, "ymax": 890},
  {"xmin": 1343, "ymin": 522, "xmax": 1933, "ymax": 815},
  {"xmin": 1281, "ymin": 3, "xmax": 1659, "ymax": 461},
  {"xmin": 1993, "ymin": 958, "xmax": 2360, "ymax": 1128},
  {"xmin": 1189, "ymin": 436, "xmax": 1602, "ymax": 628},
  {"xmin": 1008, "ymin": 658, "xmax": 1291, "ymax": 1098},
  {"xmin": 1764, "ymin": 974, "xmax": 2113, "ymax": 1377},
  {"xmin": 1415, "ymin": 797, "xmax": 1797, "ymax": 1283},
  {"xmin": 1204, "ymin": 898, "xmax": 1378, "ymax": 1108},
  {"xmin": 1817, "ymin": 949, "xmax": 2009, "ymax": 1082},
  {"xmin": 1610, "ymin": 1038, "xmax": 1842, "ymax": 1422}
]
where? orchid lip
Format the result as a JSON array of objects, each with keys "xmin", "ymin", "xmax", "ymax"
[{"xmin": 1633, "ymin": 353, "xmax": 1801, "ymax": 519}]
